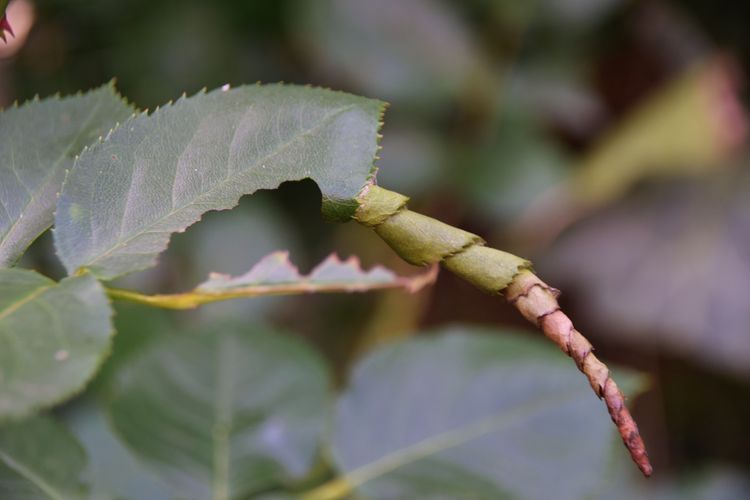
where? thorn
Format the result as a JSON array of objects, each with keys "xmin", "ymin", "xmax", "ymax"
[{"xmin": 0, "ymin": 13, "xmax": 13, "ymax": 42}]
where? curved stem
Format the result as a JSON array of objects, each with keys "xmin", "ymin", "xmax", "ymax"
[
  {"xmin": 106, "ymin": 288, "xmax": 214, "ymax": 309},
  {"xmin": 109, "ymin": 286, "xmax": 355, "ymax": 309},
  {"xmin": 355, "ymin": 184, "xmax": 652, "ymax": 477},
  {"xmin": 106, "ymin": 281, "xmax": 409, "ymax": 309}
]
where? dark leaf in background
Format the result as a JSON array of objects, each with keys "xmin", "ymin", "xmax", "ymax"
[
  {"xmin": 593, "ymin": 444, "xmax": 750, "ymax": 500},
  {"xmin": 295, "ymin": 0, "xmax": 484, "ymax": 106},
  {"xmin": 332, "ymin": 327, "xmax": 646, "ymax": 499},
  {"xmin": 107, "ymin": 323, "xmax": 331, "ymax": 499},
  {"xmin": 539, "ymin": 0, "xmax": 625, "ymax": 29},
  {"xmin": 63, "ymin": 398, "xmax": 174, "ymax": 500},
  {"xmin": 456, "ymin": 102, "xmax": 569, "ymax": 222},
  {"xmin": 541, "ymin": 170, "xmax": 750, "ymax": 378},
  {"xmin": 374, "ymin": 127, "xmax": 443, "ymax": 197}
]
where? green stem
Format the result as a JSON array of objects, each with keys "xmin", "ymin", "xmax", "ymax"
[
  {"xmin": 354, "ymin": 185, "xmax": 531, "ymax": 291},
  {"xmin": 106, "ymin": 288, "xmax": 210, "ymax": 309}
]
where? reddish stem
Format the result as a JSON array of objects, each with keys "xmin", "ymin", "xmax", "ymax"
[{"xmin": 505, "ymin": 270, "xmax": 653, "ymax": 477}]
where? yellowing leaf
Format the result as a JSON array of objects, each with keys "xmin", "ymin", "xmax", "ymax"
[{"xmin": 108, "ymin": 251, "xmax": 437, "ymax": 309}]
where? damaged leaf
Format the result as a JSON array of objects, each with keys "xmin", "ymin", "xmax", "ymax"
[
  {"xmin": 108, "ymin": 251, "xmax": 437, "ymax": 309},
  {"xmin": 54, "ymin": 84, "xmax": 384, "ymax": 280}
]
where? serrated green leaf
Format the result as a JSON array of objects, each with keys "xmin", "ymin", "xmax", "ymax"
[
  {"xmin": 330, "ymin": 327, "xmax": 646, "ymax": 500},
  {"xmin": 106, "ymin": 323, "xmax": 331, "ymax": 499},
  {"xmin": 54, "ymin": 84, "xmax": 385, "ymax": 280},
  {"xmin": 0, "ymin": 416, "xmax": 88, "ymax": 500},
  {"xmin": 0, "ymin": 269, "xmax": 113, "ymax": 419},
  {"xmin": 0, "ymin": 83, "xmax": 133, "ymax": 267}
]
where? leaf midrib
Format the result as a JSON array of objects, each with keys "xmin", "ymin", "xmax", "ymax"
[
  {"xmin": 341, "ymin": 386, "xmax": 586, "ymax": 490},
  {"xmin": 0, "ymin": 282, "xmax": 52, "ymax": 322},
  {"xmin": 212, "ymin": 336, "xmax": 237, "ymax": 500},
  {"xmin": 78, "ymin": 103, "xmax": 357, "ymax": 275},
  {"xmin": 0, "ymin": 449, "xmax": 67, "ymax": 500}
]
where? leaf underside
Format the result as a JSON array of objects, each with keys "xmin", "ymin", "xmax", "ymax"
[
  {"xmin": 0, "ymin": 269, "xmax": 113, "ymax": 419},
  {"xmin": 106, "ymin": 324, "xmax": 331, "ymax": 499},
  {"xmin": 0, "ymin": 83, "xmax": 133, "ymax": 267},
  {"xmin": 54, "ymin": 84, "xmax": 385, "ymax": 280},
  {"xmin": 333, "ymin": 328, "xmax": 640, "ymax": 500}
]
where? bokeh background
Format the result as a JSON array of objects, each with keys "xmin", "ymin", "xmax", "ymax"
[{"xmin": 3, "ymin": 0, "xmax": 750, "ymax": 497}]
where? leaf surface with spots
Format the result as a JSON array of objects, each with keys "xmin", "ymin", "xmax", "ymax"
[{"xmin": 0, "ymin": 269, "xmax": 113, "ymax": 419}]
